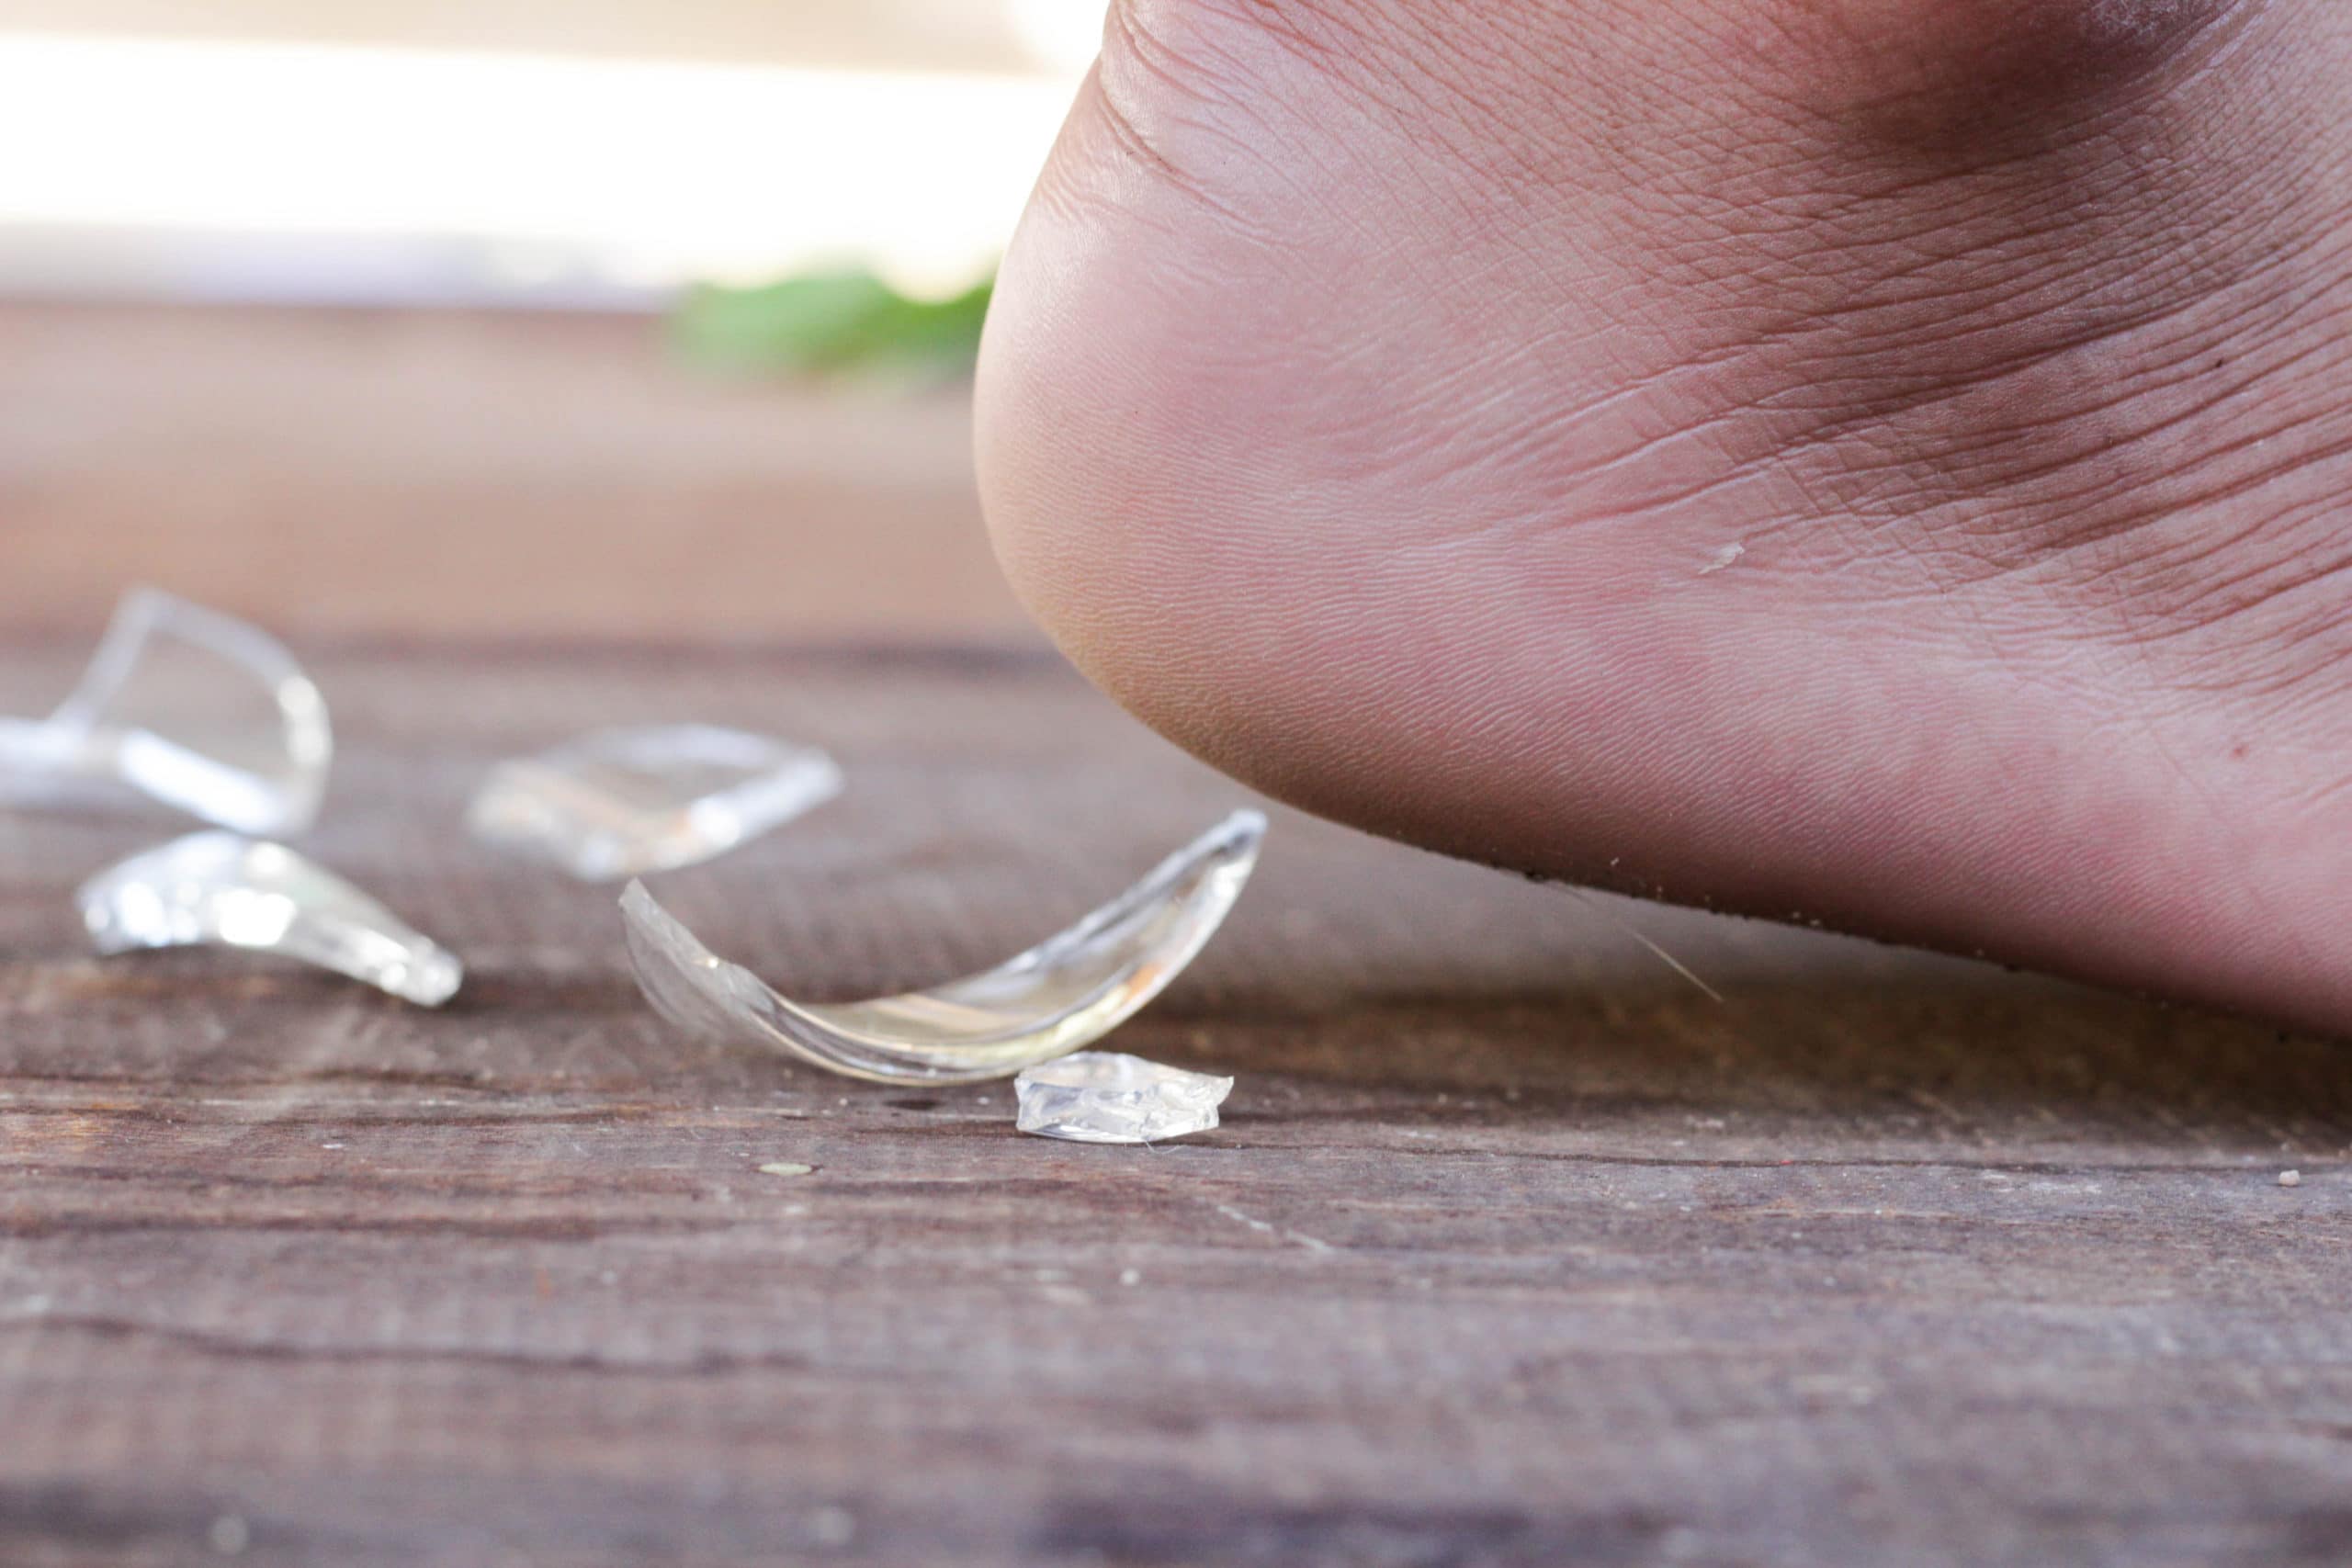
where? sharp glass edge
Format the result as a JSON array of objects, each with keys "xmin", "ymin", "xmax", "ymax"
[
  {"xmin": 0, "ymin": 587, "xmax": 332, "ymax": 835},
  {"xmin": 617, "ymin": 809, "xmax": 1268, "ymax": 1084},
  {"xmin": 76, "ymin": 830, "xmax": 462, "ymax": 1008},
  {"xmin": 465, "ymin": 723, "xmax": 843, "ymax": 882}
]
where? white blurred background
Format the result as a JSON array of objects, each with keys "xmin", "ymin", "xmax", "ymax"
[
  {"xmin": 0, "ymin": 2, "xmax": 1110, "ymax": 643},
  {"xmin": 0, "ymin": 0, "xmax": 1102, "ymax": 307}
]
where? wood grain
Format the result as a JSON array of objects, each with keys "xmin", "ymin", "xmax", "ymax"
[{"xmin": 2, "ymin": 640, "xmax": 2348, "ymax": 1567}]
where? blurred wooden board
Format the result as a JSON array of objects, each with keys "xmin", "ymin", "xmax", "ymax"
[
  {"xmin": 0, "ymin": 303, "xmax": 1034, "ymax": 643},
  {"xmin": 1, "ymin": 640, "xmax": 2348, "ymax": 1566}
]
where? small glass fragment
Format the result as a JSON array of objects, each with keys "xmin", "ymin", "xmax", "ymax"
[
  {"xmin": 1014, "ymin": 1052, "xmax": 1233, "ymax": 1144},
  {"xmin": 0, "ymin": 589, "xmax": 331, "ymax": 834},
  {"xmin": 467, "ymin": 724, "xmax": 842, "ymax": 882},
  {"xmin": 620, "ymin": 809, "xmax": 1267, "ymax": 1083},
  {"xmin": 77, "ymin": 830, "xmax": 462, "ymax": 1006},
  {"xmin": 757, "ymin": 1161, "xmax": 815, "ymax": 1177},
  {"xmin": 2280, "ymin": 1169, "xmax": 2303, "ymax": 1188}
]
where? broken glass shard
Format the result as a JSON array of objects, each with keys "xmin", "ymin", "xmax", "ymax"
[
  {"xmin": 0, "ymin": 588, "xmax": 331, "ymax": 835},
  {"xmin": 467, "ymin": 724, "xmax": 842, "ymax": 882},
  {"xmin": 1014, "ymin": 1052, "xmax": 1232, "ymax": 1144},
  {"xmin": 620, "ymin": 809, "xmax": 1266, "ymax": 1083},
  {"xmin": 77, "ymin": 830, "xmax": 462, "ymax": 1006}
]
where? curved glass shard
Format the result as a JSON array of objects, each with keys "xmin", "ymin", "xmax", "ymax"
[
  {"xmin": 1014, "ymin": 1052, "xmax": 1233, "ymax": 1144},
  {"xmin": 620, "ymin": 809, "xmax": 1267, "ymax": 1084},
  {"xmin": 78, "ymin": 830, "xmax": 462, "ymax": 1007},
  {"xmin": 0, "ymin": 589, "xmax": 331, "ymax": 834},
  {"xmin": 468, "ymin": 724, "xmax": 842, "ymax": 882}
]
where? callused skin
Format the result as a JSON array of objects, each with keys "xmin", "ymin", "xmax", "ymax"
[{"xmin": 976, "ymin": 0, "xmax": 2352, "ymax": 1031}]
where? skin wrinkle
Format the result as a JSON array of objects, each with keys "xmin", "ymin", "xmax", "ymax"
[
  {"xmin": 1998, "ymin": 337, "xmax": 2352, "ymax": 577},
  {"xmin": 1113, "ymin": 0, "xmax": 1453, "ymax": 209},
  {"xmin": 1097, "ymin": 14, "xmax": 1414, "ymax": 249},
  {"xmin": 2048, "ymin": 353, "xmax": 2352, "ymax": 534},
  {"xmin": 1383, "ymin": 288, "xmax": 2324, "ymax": 639},
  {"xmin": 1681, "ymin": 68, "xmax": 2289, "ymax": 288},
  {"xmin": 1086, "ymin": 62, "xmax": 1271, "ymax": 233},
  {"xmin": 1442, "ymin": 246, "xmax": 2093, "ymax": 516},
  {"xmin": 2034, "ymin": 587, "xmax": 2335, "ymax": 987},
  {"xmin": 976, "ymin": 0, "xmax": 2352, "ymax": 1028},
  {"xmin": 1771, "ymin": 0, "xmax": 2260, "ymax": 144},
  {"xmin": 1102, "ymin": 9, "xmax": 1450, "ymax": 271},
  {"xmin": 1702, "ymin": 205, "xmax": 2352, "ymax": 633},
  {"xmin": 1077, "ymin": 0, "xmax": 2333, "ymax": 606},
  {"xmin": 2123, "ymin": 482, "xmax": 2352, "ymax": 641},
  {"xmin": 2154, "ymin": 532, "xmax": 2352, "ymax": 645},
  {"xmin": 1849, "ymin": 274, "xmax": 2347, "ymax": 491},
  {"xmin": 1374, "ymin": 78, "xmax": 2314, "ymax": 576},
  {"xmin": 1517, "ymin": 274, "xmax": 2183, "ymax": 543},
  {"xmin": 1781, "ymin": 317, "xmax": 2297, "ymax": 531},
  {"xmin": 1128, "ymin": 1, "xmax": 2248, "ymax": 545}
]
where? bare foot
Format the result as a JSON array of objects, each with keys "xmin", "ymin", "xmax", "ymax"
[{"xmin": 976, "ymin": 0, "xmax": 2352, "ymax": 1030}]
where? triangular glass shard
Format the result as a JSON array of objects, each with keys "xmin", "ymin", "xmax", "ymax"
[
  {"xmin": 1014, "ymin": 1052, "xmax": 1234, "ymax": 1144},
  {"xmin": 619, "ymin": 809, "xmax": 1267, "ymax": 1084},
  {"xmin": 0, "ymin": 589, "xmax": 331, "ymax": 835},
  {"xmin": 78, "ymin": 830, "xmax": 463, "ymax": 1007},
  {"xmin": 467, "ymin": 724, "xmax": 843, "ymax": 882}
]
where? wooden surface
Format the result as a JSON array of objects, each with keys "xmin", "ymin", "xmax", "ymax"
[
  {"xmin": 4, "ymin": 306, "xmax": 2352, "ymax": 1566},
  {"xmin": 0, "ymin": 304, "xmax": 1033, "ymax": 642},
  {"xmin": 2, "ymin": 644, "xmax": 2349, "ymax": 1567}
]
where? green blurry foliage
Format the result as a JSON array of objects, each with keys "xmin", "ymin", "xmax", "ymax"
[{"xmin": 673, "ymin": 270, "xmax": 993, "ymax": 378}]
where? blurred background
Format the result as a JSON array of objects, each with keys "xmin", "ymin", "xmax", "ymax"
[{"xmin": 0, "ymin": 0, "xmax": 1102, "ymax": 642}]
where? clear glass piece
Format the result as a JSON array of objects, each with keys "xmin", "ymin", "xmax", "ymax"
[
  {"xmin": 77, "ymin": 830, "xmax": 462, "ymax": 1007},
  {"xmin": 620, "ymin": 809, "xmax": 1267, "ymax": 1084},
  {"xmin": 467, "ymin": 724, "xmax": 842, "ymax": 882},
  {"xmin": 0, "ymin": 588, "xmax": 331, "ymax": 835},
  {"xmin": 1014, "ymin": 1051, "xmax": 1233, "ymax": 1144}
]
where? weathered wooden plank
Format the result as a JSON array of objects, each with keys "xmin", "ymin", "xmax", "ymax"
[
  {"xmin": 1, "ymin": 644, "xmax": 2347, "ymax": 1567},
  {"xmin": 0, "ymin": 303, "xmax": 1028, "ymax": 641}
]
